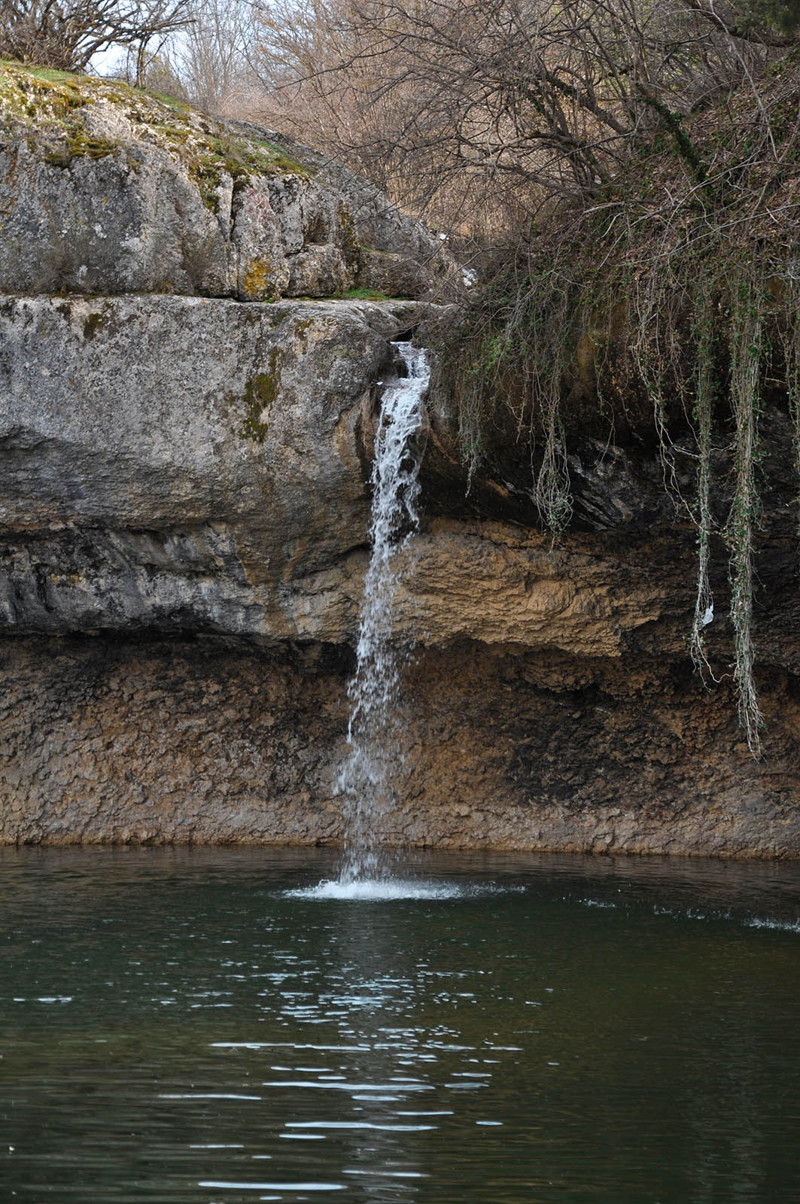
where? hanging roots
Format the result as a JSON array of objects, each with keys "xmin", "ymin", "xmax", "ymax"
[
  {"xmin": 727, "ymin": 273, "xmax": 765, "ymax": 757},
  {"xmin": 435, "ymin": 243, "xmax": 791, "ymax": 756}
]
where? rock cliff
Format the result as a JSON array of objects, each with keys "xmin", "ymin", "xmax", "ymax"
[
  {"xmin": 1, "ymin": 62, "xmax": 799, "ymax": 856},
  {"xmin": 0, "ymin": 61, "xmax": 455, "ymax": 301}
]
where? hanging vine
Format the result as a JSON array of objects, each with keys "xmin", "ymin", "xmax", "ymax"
[
  {"xmin": 527, "ymin": 276, "xmax": 574, "ymax": 538},
  {"xmin": 781, "ymin": 275, "xmax": 800, "ymax": 539},
  {"xmin": 433, "ymin": 243, "xmax": 794, "ymax": 756},
  {"xmin": 432, "ymin": 254, "xmax": 579, "ymax": 536},
  {"xmin": 727, "ymin": 272, "xmax": 766, "ymax": 756},
  {"xmin": 629, "ymin": 255, "xmax": 691, "ymax": 504},
  {"xmin": 688, "ymin": 278, "xmax": 719, "ymax": 680}
]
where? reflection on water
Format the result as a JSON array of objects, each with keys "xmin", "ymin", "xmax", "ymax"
[{"xmin": 0, "ymin": 846, "xmax": 799, "ymax": 1203}]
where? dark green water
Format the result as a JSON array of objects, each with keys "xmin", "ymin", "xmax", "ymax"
[{"xmin": 1, "ymin": 847, "xmax": 799, "ymax": 1203}]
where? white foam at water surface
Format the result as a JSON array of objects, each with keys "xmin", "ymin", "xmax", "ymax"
[
  {"xmin": 746, "ymin": 916, "xmax": 800, "ymax": 933},
  {"xmin": 285, "ymin": 877, "xmax": 466, "ymax": 901},
  {"xmin": 284, "ymin": 876, "xmax": 524, "ymax": 901}
]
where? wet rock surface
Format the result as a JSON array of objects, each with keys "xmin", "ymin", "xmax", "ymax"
[{"xmin": 2, "ymin": 636, "xmax": 799, "ymax": 856}]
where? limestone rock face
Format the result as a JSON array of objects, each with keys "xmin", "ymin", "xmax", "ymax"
[
  {"xmin": 0, "ymin": 294, "xmax": 419, "ymax": 638},
  {"xmin": 0, "ymin": 65, "xmax": 456, "ymax": 301},
  {"xmin": 0, "ymin": 292, "xmax": 699, "ymax": 660},
  {"xmin": 1, "ymin": 282, "xmax": 799, "ymax": 857}
]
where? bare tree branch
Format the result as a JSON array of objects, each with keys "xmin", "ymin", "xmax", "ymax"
[{"xmin": 0, "ymin": 0, "xmax": 194, "ymax": 74}]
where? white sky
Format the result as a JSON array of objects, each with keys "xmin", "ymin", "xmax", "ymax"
[{"xmin": 90, "ymin": 46, "xmax": 128, "ymax": 75}]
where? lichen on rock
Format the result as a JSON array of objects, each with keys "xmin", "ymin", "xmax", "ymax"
[{"xmin": 0, "ymin": 60, "xmax": 459, "ymax": 302}]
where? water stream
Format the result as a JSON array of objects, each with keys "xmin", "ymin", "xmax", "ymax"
[{"xmin": 336, "ymin": 341, "xmax": 430, "ymax": 890}]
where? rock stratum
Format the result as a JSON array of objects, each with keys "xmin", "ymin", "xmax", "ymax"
[
  {"xmin": 0, "ymin": 62, "xmax": 455, "ymax": 302},
  {"xmin": 1, "ymin": 63, "xmax": 799, "ymax": 856}
]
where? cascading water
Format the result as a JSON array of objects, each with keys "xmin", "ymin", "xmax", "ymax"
[{"xmin": 337, "ymin": 341, "xmax": 430, "ymax": 886}]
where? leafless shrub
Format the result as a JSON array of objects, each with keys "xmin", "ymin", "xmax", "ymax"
[{"xmin": 249, "ymin": 0, "xmax": 796, "ymax": 236}]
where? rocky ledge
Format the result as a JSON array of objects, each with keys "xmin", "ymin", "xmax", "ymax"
[
  {"xmin": 1, "ymin": 287, "xmax": 799, "ymax": 855},
  {"xmin": 0, "ymin": 61, "xmax": 456, "ymax": 301}
]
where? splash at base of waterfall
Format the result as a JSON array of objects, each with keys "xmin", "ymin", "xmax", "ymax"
[
  {"xmin": 336, "ymin": 341, "xmax": 430, "ymax": 887},
  {"xmin": 285, "ymin": 876, "xmax": 521, "ymax": 901},
  {"xmin": 286, "ymin": 877, "xmax": 465, "ymax": 901}
]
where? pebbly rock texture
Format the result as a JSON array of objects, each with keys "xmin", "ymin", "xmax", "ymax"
[
  {"xmin": 2, "ymin": 636, "xmax": 799, "ymax": 855},
  {"xmin": 0, "ymin": 63, "xmax": 457, "ymax": 302}
]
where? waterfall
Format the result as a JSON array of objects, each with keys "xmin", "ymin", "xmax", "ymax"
[{"xmin": 338, "ymin": 341, "xmax": 430, "ymax": 884}]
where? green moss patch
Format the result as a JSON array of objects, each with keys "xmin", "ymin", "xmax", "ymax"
[
  {"xmin": 0, "ymin": 59, "xmax": 88, "ymax": 123},
  {"xmin": 82, "ymin": 308, "xmax": 107, "ymax": 340},
  {"xmin": 189, "ymin": 133, "xmax": 309, "ymax": 211},
  {"xmin": 342, "ymin": 287, "xmax": 392, "ymax": 301},
  {"xmin": 0, "ymin": 60, "xmax": 90, "ymax": 86},
  {"xmin": 241, "ymin": 349, "xmax": 282, "ymax": 443},
  {"xmin": 0, "ymin": 60, "xmax": 312, "ymax": 209}
]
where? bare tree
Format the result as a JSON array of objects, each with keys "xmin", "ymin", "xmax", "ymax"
[
  {"xmin": 251, "ymin": 0, "xmax": 797, "ymax": 232},
  {"xmin": 0, "ymin": 0, "xmax": 194, "ymax": 75},
  {"xmin": 169, "ymin": 0, "xmax": 259, "ymax": 112}
]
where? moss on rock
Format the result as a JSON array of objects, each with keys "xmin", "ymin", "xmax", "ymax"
[
  {"xmin": 241, "ymin": 348, "xmax": 282, "ymax": 442},
  {"xmin": 0, "ymin": 59, "xmax": 312, "ymax": 209}
]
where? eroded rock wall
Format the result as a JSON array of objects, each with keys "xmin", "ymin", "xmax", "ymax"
[
  {"xmin": 3, "ymin": 636, "xmax": 799, "ymax": 856},
  {"xmin": 2, "ymin": 285, "xmax": 799, "ymax": 853}
]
